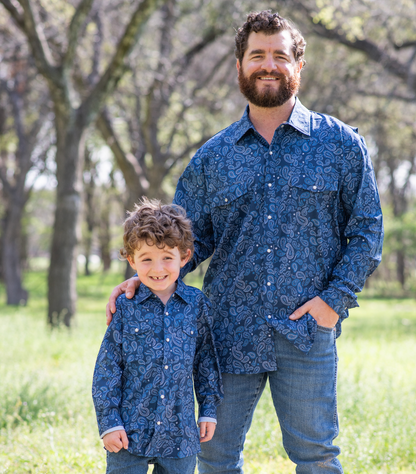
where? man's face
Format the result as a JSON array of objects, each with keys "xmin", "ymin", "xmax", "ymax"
[{"xmin": 237, "ymin": 30, "xmax": 302, "ymax": 108}]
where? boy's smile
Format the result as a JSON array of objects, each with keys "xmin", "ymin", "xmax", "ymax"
[{"xmin": 127, "ymin": 242, "xmax": 190, "ymax": 304}]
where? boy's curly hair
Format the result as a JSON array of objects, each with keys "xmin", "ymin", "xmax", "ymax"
[
  {"xmin": 120, "ymin": 198, "xmax": 194, "ymax": 260},
  {"xmin": 235, "ymin": 10, "xmax": 306, "ymax": 66}
]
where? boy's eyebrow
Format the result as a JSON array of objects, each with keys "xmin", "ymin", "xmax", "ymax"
[{"xmin": 136, "ymin": 248, "xmax": 176, "ymax": 258}]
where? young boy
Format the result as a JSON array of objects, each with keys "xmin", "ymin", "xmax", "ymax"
[{"xmin": 92, "ymin": 199, "xmax": 223, "ymax": 474}]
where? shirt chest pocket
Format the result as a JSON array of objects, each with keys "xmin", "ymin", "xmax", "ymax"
[
  {"xmin": 289, "ymin": 173, "xmax": 338, "ymax": 201},
  {"xmin": 123, "ymin": 321, "xmax": 154, "ymax": 360},
  {"xmin": 210, "ymin": 182, "xmax": 252, "ymax": 209}
]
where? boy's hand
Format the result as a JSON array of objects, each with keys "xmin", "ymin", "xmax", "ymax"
[
  {"xmin": 106, "ymin": 277, "xmax": 141, "ymax": 325},
  {"xmin": 199, "ymin": 422, "xmax": 216, "ymax": 443},
  {"xmin": 103, "ymin": 430, "xmax": 129, "ymax": 452}
]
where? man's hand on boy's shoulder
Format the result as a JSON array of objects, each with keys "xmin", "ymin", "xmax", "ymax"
[
  {"xmin": 103, "ymin": 430, "xmax": 129, "ymax": 452},
  {"xmin": 106, "ymin": 276, "xmax": 142, "ymax": 326},
  {"xmin": 199, "ymin": 421, "xmax": 216, "ymax": 443}
]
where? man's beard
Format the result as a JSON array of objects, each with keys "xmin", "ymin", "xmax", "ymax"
[{"xmin": 238, "ymin": 68, "xmax": 301, "ymax": 108}]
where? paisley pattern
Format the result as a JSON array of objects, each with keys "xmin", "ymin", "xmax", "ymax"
[
  {"xmin": 174, "ymin": 98, "xmax": 383, "ymax": 374},
  {"xmin": 92, "ymin": 279, "xmax": 223, "ymax": 458}
]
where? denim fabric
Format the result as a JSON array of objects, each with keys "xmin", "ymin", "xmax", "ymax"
[
  {"xmin": 198, "ymin": 326, "xmax": 342, "ymax": 473},
  {"xmin": 106, "ymin": 449, "xmax": 196, "ymax": 474},
  {"xmin": 174, "ymin": 98, "xmax": 383, "ymax": 373},
  {"xmin": 93, "ymin": 279, "xmax": 223, "ymax": 458}
]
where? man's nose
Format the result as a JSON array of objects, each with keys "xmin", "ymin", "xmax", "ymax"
[{"xmin": 262, "ymin": 54, "xmax": 277, "ymax": 72}]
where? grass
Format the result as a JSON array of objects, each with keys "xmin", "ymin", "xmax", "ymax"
[{"xmin": 1, "ymin": 271, "xmax": 416, "ymax": 473}]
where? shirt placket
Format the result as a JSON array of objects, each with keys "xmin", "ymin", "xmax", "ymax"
[
  {"xmin": 154, "ymin": 302, "xmax": 172, "ymax": 436},
  {"xmin": 263, "ymin": 129, "xmax": 285, "ymax": 325}
]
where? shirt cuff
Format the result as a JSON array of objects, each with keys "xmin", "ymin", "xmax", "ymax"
[
  {"xmin": 197, "ymin": 417, "xmax": 217, "ymax": 425},
  {"xmin": 100, "ymin": 426, "xmax": 125, "ymax": 439},
  {"xmin": 319, "ymin": 285, "xmax": 358, "ymax": 319}
]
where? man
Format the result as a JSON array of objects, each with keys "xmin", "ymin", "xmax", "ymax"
[{"xmin": 107, "ymin": 10, "xmax": 383, "ymax": 473}]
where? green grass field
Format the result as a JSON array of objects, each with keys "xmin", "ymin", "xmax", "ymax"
[{"xmin": 1, "ymin": 271, "xmax": 415, "ymax": 473}]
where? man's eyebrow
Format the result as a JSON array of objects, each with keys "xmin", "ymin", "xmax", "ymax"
[{"xmin": 248, "ymin": 48, "xmax": 290, "ymax": 57}]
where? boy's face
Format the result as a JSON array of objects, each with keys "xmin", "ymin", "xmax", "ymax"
[{"xmin": 127, "ymin": 242, "xmax": 191, "ymax": 301}]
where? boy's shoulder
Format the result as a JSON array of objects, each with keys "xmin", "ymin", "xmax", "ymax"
[
  {"xmin": 179, "ymin": 281, "xmax": 206, "ymax": 300},
  {"xmin": 114, "ymin": 290, "xmax": 145, "ymax": 317}
]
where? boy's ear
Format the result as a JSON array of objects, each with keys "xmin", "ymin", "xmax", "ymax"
[
  {"xmin": 126, "ymin": 255, "xmax": 136, "ymax": 270},
  {"xmin": 180, "ymin": 249, "xmax": 192, "ymax": 267}
]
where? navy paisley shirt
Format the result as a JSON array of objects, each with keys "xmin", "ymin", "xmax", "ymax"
[
  {"xmin": 92, "ymin": 279, "xmax": 223, "ymax": 458},
  {"xmin": 174, "ymin": 98, "xmax": 383, "ymax": 374}
]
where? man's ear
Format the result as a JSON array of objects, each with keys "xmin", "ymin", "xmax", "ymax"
[
  {"xmin": 236, "ymin": 59, "xmax": 241, "ymax": 74},
  {"xmin": 181, "ymin": 249, "xmax": 192, "ymax": 267}
]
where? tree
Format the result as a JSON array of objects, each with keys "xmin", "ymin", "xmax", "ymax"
[
  {"xmin": 0, "ymin": 0, "xmax": 168, "ymax": 326},
  {"xmin": 0, "ymin": 35, "xmax": 51, "ymax": 305}
]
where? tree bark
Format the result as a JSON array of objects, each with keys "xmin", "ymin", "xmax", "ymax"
[
  {"xmin": 47, "ymin": 118, "xmax": 85, "ymax": 326},
  {"xmin": 2, "ymin": 199, "xmax": 29, "ymax": 305}
]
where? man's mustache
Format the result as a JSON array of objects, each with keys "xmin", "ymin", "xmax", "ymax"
[{"xmin": 250, "ymin": 70, "xmax": 285, "ymax": 80}]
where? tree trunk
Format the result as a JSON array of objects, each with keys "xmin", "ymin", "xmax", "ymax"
[
  {"xmin": 396, "ymin": 249, "xmax": 406, "ymax": 289},
  {"xmin": 98, "ymin": 201, "xmax": 112, "ymax": 272},
  {"xmin": 47, "ymin": 119, "xmax": 85, "ymax": 327},
  {"xmin": 2, "ymin": 199, "xmax": 29, "ymax": 305}
]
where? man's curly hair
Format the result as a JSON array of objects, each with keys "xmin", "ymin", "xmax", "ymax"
[
  {"xmin": 120, "ymin": 198, "xmax": 194, "ymax": 260},
  {"xmin": 235, "ymin": 10, "xmax": 306, "ymax": 65}
]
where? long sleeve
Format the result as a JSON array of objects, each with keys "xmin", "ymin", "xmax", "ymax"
[
  {"xmin": 174, "ymin": 149, "xmax": 215, "ymax": 278},
  {"xmin": 92, "ymin": 310, "xmax": 125, "ymax": 437},
  {"xmin": 319, "ymin": 133, "xmax": 383, "ymax": 318},
  {"xmin": 193, "ymin": 303, "xmax": 223, "ymax": 420}
]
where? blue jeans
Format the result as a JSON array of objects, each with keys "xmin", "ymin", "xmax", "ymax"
[
  {"xmin": 106, "ymin": 449, "xmax": 196, "ymax": 474},
  {"xmin": 198, "ymin": 326, "xmax": 343, "ymax": 473}
]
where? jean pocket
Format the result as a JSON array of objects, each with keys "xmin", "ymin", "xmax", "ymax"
[{"xmin": 316, "ymin": 324, "xmax": 335, "ymax": 333}]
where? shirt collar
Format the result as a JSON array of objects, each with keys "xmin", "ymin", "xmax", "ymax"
[
  {"xmin": 286, "ymin": 97, "xmax": 311, "ymax": 136},
  {"xmin": 233, "ymin": 97, "xmax": 311, "ymax": 144},
  {"xmin": 134, "ymin": 278, "xmax": 192, "ymax": 305}
]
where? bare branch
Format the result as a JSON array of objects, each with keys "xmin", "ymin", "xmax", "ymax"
[
  {"xmin": 15, "ymin": 0, "xmax": 59, "ymax": 83},
  {"xmin": 96, "ymin": 110, "xmax": 149, "ymax": 195},
  {"xmin": 79, "ymin": 0, "xmax": 167, "ymax": 127},
  {"xmin": 0, "ymin": 0, "xmax": 24, "ymax": 29},
  {"xmin": 393, "ymin": 40, "xmax": 416, "ymax": 50},
  {"xmin": 62, "ymin": 0, "xmax": 95, "ymax": 73},
  {"xmin": 166, "ymin": 135, "xmax": 212, "ymax": 174},
  {"xmin": 175, "ymin": 26, "xmax": 226, "ymax": 72}
]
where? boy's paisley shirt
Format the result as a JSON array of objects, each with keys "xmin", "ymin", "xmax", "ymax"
[
  {"xmin": 92, "ymin": 279, "xmax": 223, "ymax": 458},
  {"xmin": 174, "ymin": 98, "xmax": 383, "ymax": 374}
]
